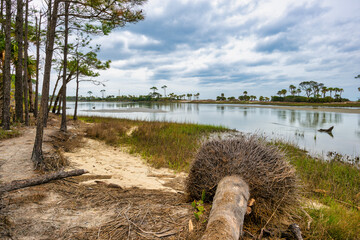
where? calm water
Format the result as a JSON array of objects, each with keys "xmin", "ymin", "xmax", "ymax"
[{"xmin": 66, "ymin": 102, "xmax": 360, "ymax": 158}]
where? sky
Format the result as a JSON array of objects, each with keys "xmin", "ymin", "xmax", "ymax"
[{"xmin": 65, "ymin": 0, "xmax": 360, "ymax": 100}]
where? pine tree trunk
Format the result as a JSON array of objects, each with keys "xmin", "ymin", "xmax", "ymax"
[
  {"xmin": 23, "ymin": 0, "xmax": 29, "ymax": 126},
  {"xmin": 32, "ymin": 0, "xmax": 60, "ymax": 165},
  {"xmin": 73, "ymin": 53, "xmax": 79, "ymax": 120},
  {"xmin": 2, "ymin": 0, "xmax": 11, "ymax": 130},
  {"xmin": 201, "ymin": 176, "xmax": 250, "ymax": 240},
  {"xmin": 48, "ymin": 72, "xmax": 62, "ymax": 113},
  {"xmin": 60, "ymin": 0, "xmax": 69, "ymax": 131},
  {"xmin": 34, "ymin": 13, "xmax": 41, "ymax": 118},
  {"xmin": 15, "ymin": 0, "xmax": 24, "ymax": 122},
  {"xmin": 0, "ymin": 169, "xmax": 88, "ymax": 193}
]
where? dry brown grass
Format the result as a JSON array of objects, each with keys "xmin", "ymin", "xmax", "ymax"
[
  {"xmin": 1, "ymin": 175, "xmax": 209, "ymax": 239},
  {"xmin": 186, "ymin": 135, "xmax": 299, "ymax": 226}
]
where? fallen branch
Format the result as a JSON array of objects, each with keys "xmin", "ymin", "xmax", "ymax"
[
  {"xmin": 0, "ymin": 169, "xmax": 88, "ymax": 193},
  {"xmin": 318, "ymin": 126, "xmax": 334, "ymax": 133}
]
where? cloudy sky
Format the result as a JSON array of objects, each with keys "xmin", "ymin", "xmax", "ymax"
[{"xmin": 67, "ymin": 0, "xmax": 360, "ymax": 100}]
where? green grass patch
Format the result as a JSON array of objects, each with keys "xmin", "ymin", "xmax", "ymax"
[
  {"xmin": 275, "ymin": 141, "xmax": 360, "ymax": 239},
  {"xmin": 0, "ymin": 128, "xmax": 21, "ymax": 140},
  {"xmin": 80, "ymin": 117, "xmax": 229, "ymax": 171}
]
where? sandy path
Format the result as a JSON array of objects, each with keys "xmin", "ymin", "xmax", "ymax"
[
  {"xmin": 0, "ymin": 127, "xmax": 56, "ymax": 182},
  {"xmin": 64, "ymin": 138, "xmax": 183, "ymax": 192}
]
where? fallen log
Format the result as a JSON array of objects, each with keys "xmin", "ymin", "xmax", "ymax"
[
  {"xmin": 201, "ymin": 176, "xmax": 250, "ymax": 240},
  {"xmin": 0, "ymin": 169, "xmax": 88, "ymax": 193},
  {"xmin": 318, "ymin": 126, "xmax": 334, "ymax": 133}
]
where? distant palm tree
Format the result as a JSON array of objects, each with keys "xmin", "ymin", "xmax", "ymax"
[
  {"xmin": 339, "ymin": 88, "xmax": 344, "ymax": 98},
  {"xmin": 87, "ymin": 91, "xmax": 93, "ymax": 97},
  {"xmin": 289, "ymin": 85, "xmax": 296, "ymax": 96},
  {"xmin": 321, "ymin": 87, "xmax": 328, "ymax": 98},
  {"xmin": 277, "ymin": 90, "xmax": 282, "ymax": 97},
  {"xmin": 161, "ymin": 85, "xmax": 167, "ymax": 97},
  {"xmin": 243, "ymin": 91, "xmax": 248, "ymax": 96},
  {"xmin": 328, "ymin": 87, "xmax": 334, "ymax": 98},
  {"xmin": 150, "ymin": 86, "xmax": 158, "ymax": 93},
  {"xmin": 281, "ymin": 89, "xmax": 287, "ymax": 97},
  {"xmin": 296, "ymin": 88, "xmax": 301, "ymax": 96}
]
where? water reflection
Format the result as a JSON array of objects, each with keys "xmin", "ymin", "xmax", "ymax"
[{"xmin": 66, "ymin": 102, "xmax": 359, "ymax": 158}]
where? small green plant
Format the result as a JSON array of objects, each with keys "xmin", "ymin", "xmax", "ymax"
[{"xmin": 191, "ymin": 190, "xmax": 206, "ymax": 221}]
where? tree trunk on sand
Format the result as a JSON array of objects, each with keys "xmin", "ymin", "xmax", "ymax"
[
  {"xmin": 60, "ymin": 0, "xmax": 69, "ymax": 132},
  {"xmin": 2, "ymin": 0, "xmax": 11, "ymax": 130},
  {"xmin": 34, "ymin": 13, "xmax": 41, "ymax": 118},
  {"xmin": 15, "ymin": 0, "xmax": 24, "ymax": 122},
  {"xmin": 0, "ymin": 169, "xmax": 88, "ymax": 193},
  {"xmin": 201, "ymin": 176, "xmax": 250, "ymax": 240},
  {"xmin": 31, "ymin": 0, "xmax": 60, "ymax": 165}
]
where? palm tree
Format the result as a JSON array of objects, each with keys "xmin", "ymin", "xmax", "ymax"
[
  {"xmin": 296, "ymin": 88, "xmax": 301, "ymax": 96},
  {"xmin": 339, "ymin": 88, "xmax": 344, "ymax": 98},
  {"xmin": 243, "ymin": 91, "xmax": 248, "ymax": 96},
  {"xmin": 150, "ymin": 86, "xmax": 158, "ymax": 93},
  {"xmin": 289, "ymin": 85, "xmax": 296, "ymax": 96},
  {"xmin": 321, "ymin": 87, "xmax": 328, "ymax": 98},
  {"xmin": 277, "ymin": 90, "xmax": 282, "ymax": 97},
  {"xmin": 281, "ymin": 89, "xmax": 287, "ymax": 97},
  {"xmin": 259, "ymin": 96, "xmax": 264, "ymax": 102},
  {"xmin": 194, "ymin": 93, "xmax": 200, "ymax": 100},
  {"xmin": 328, "ymin": 87, "xmax": 334, "ymax": 98},
  {"xmin": 161, "ymin": 85, "xmax": 167, "ymax": 97},
  {"xmin": 87, "ymin": 91, "xmax": 93, "ymax": 97}
]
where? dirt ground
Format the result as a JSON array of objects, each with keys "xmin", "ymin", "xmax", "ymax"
[{"xmin": 0, "ymin": 116, "xmax": 205, "ymax": 240}]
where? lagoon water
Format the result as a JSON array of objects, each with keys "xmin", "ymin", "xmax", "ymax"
[{"xmin": 66, "ymin": 101, "xmax": 360, "ymax": 158}]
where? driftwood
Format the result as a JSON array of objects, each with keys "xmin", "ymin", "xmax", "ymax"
[
  {"xmin": 201, "ymin": 176, "xmax": 250, "ymax": 240},
  {"xmin": 0, "ymin": 169, "xmax": 88, "ymax": 193},
  {"xmin": 318, "ymin": 126, "xmax": 334, "ymax": 133}
]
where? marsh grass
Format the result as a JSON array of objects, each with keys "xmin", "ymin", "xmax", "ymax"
[
  {"xmin": 0, "ymin": 129, "xmax": 21, "ymax": 140},
  {"xmin": 81, "ymin": 117, "xmax": 359, "ymax": 238},
  {"xmin": 81, "ymin": 117, "xmax": 229, "ymax": 171},
  {"xmin": 275, "ymin": 141, "xmax": 360, "ymax": 239}
]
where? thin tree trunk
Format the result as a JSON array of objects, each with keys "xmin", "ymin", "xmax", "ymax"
[
  {"xmin": 34, "ymin": 13, "xmax": 42, "ymax": 118},
  {"xmin": 15, "ymin": 0, "xmax": 24, "ymax": 122},
  {"xmin": 31, "ymin": 0, "xmax": 60, "ymax": 165},
  {"xmin": 0, "ymin": 169, "xmax": 88, "ymax": 193},
  {"xmin": 2, "ymin": 0, "xmax": 11, "ymax": 130},
  {"xmin": 48, "ymin": 70, "xmax": 62, "ymax": 112},
  {"xmin": 73, "ymin": 50, "xmax": 79, "ymax": 120},
  {"xmin": 28, "ymin": 72, "xmax": 34, "ymax": 112},
  {"xmin": 52, "ymin": 73, "xmax": 74, "ymax": 114},
  {"xmin": 56, "ymin": 94, "xmax": 62, "ymax": 115},
  {"xmin": 23, "ymin": 0, "xmax": 29, "ymax": 126},
  {"xmin": 60, "ymin": 0, "xmax": 69, "ymax": 131},
  {"xmin": 201, "ymin": 176, "xmax": 250, "ymax": 240}
]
